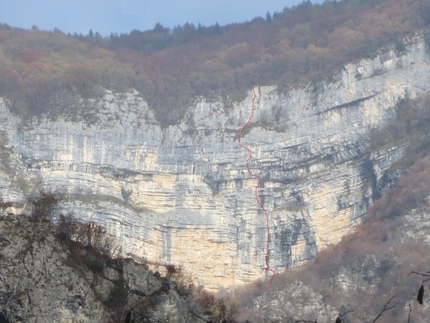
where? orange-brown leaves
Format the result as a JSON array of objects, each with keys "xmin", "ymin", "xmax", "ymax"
[{"xmin": 19, "ymin": 48, "xmax": 40, "ymax": 64}]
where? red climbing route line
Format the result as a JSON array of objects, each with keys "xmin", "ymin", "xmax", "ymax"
[{"xmin": 238, "ymin": 88, "xmax": 276, "ymax": 283}]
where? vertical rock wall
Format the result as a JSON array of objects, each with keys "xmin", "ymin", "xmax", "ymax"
[{"xmin": 0, "ymin": 35, "xmax": 429, "ymax": 289}]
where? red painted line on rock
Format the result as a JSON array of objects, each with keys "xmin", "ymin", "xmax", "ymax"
[{"xmin": 238, "ymin": 88, "xmax": 276, "ymax": 283}]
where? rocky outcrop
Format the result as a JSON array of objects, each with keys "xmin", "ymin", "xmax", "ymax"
[
  {"xmin": 397, "ymin": 207, "xmax": 430, "ymax": 245},
  {"xmin": 249, "ymin": 281, "xmax": 338, "ymax": 322},
  {"xmin": 0, "ymin": 213, "xmax": 209, "ymax": 323},
  {"xmin": 0, "ymin": 34, "xmax": 430, "ymax": 289},
  {"xmin": 0, "ymin": 216, "xmax": 104, "ymax": 322}
]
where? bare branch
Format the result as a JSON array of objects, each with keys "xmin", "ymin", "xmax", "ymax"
[
  {"xmin": 407, "ymin": 302, "xmax": 412, "ymax": 323},
  {"xmin": 409, "ymin": 271, "xmax": 430, "ymax": 282},
  {"xmin": 372, "ymin": 296, "xmax": 396, "ymax": 323}
]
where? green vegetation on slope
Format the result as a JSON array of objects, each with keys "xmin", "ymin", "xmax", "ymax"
[{"xmin": 0, "ymin": 0, "xmax": 429, "ymax": 126}]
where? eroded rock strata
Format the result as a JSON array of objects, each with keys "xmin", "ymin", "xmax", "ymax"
[{"xmin": 1, "ymin": 35, "xmax": 430, "ymax": 289}]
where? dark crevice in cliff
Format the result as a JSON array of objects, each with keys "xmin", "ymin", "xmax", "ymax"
[
  {"xmin": 315, "ymin": 94, "xmax": 378, "ymax": 116},
  {"xmin": 363, "ymin": 158, "xmax": 381, "ymax": 202}
]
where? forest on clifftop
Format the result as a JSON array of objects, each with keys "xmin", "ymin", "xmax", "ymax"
[
  {"xmin": 0, "ymin": 0, "xmax": 429, "ymax": 125},
  {"xmin": 2, "ymin": 0, "xmax": 430, "ymax": 322}
]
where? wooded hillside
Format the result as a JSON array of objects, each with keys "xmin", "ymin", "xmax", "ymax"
[{"xmin": 0, "ymin": 0, "xmax": 429, "ymax": 125}]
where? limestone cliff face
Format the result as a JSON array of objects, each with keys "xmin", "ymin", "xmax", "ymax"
[{"xmin": 0, "ymin": 34, "xmax": 430, "ymax": 289}]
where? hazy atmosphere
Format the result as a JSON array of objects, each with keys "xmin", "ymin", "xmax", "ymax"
[
  {"xmin": 0, "ymin": 0, "xmax": 323, "ymax": 34},
  {"xmin": 1, "ymin": 0, "xmax": 430, "ymax": 321}
]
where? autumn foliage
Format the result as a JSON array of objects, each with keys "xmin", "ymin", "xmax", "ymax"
[
  {"xmin": 27, "ymin": 190, "xmax": 63, "ymax": 220},
  {"xmin": 369, "ymin": 156, "xmax": 430, "ymax": 221},
  {"xmin": 0, "ymin": 0, "xmax": 429, "ymax": 126}
]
